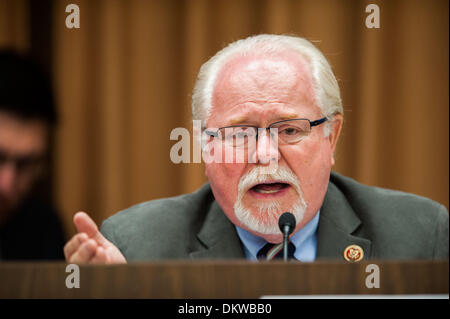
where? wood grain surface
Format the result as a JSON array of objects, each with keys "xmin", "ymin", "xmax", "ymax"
[{"xmin": 0, "ymin": 260, "xmax": 447, "ymax": 298}]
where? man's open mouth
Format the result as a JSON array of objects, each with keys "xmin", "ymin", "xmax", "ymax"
[{"xmin": 249, "ymin": 182, "xmax": 290, "ymax": 195}]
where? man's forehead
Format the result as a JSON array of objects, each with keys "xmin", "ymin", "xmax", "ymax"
[
  {"xmin": 209, "ymin": 50, "xmax": 317, "ymax": 123},
  {"xmin": 216, "ymin": 51, "xmax": 312, "ymax": 92}
]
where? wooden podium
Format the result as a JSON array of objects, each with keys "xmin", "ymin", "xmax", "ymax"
[{"xmin": 0, "ymin": 260, "xmax": 448, "ymax": 298}]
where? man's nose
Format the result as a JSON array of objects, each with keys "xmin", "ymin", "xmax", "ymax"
[
  {"xmin": 0, "ymin": 163, "xmax": 18, "ymax": 197},
  {"xmin": 253, "ymin": 129, "xmax": 280, "ymax": 165}
]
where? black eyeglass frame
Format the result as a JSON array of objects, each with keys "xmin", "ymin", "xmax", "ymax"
[
  {"xmin": 204, "ymin": 117, "xmax": 328, "ymax": 143},
  {"xmin": 0, "ymin": 150, "xmax": 46, "ymax": 176}
]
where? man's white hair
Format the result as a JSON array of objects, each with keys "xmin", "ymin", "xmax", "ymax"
[{"xmin": 192, "ymin": 34, "xmax": 343, "ymax": 135}]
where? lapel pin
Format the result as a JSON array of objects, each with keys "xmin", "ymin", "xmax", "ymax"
[{"xmin": 344, "ymin": 244, "xmax": 364, "ymax": 262}]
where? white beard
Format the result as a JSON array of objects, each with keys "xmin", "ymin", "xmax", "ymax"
[{"xmin": 233, "ymin": 166, "xmax": 307, "ymax": 235}]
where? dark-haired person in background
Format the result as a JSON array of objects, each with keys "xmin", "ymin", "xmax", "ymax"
[{"xmin": 0, "ymin": 51, "xmax": 66, "ymax": 260}]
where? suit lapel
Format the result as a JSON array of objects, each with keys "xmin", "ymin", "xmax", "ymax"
[
  {"xmin": 316, "ymin": 179, "xmax": 372, "ymax": 260},
  {"xmin": 189, "ymin": 200, "xmax": 245, "ymax": 259},
  {"xmin": 189, "ymin": 175, "xmax": 372, "ymax": 261}
]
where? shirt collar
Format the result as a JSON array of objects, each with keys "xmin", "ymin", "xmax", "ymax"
[{"xmin": 235, "ymin": 210, "xmax": 321, "ymax": 261}]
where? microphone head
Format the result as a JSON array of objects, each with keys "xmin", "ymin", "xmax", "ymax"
[{"xmin": 278, "ymin": 212, "xmax": 296, "ymax": 235}]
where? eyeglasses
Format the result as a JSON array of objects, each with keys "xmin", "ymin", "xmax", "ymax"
[
  {"xmin": 0, "ymin": 150, "xmax": 45, "ymax": 176},
  {"xmin": 205, "ymin": 117, "xmax": 327, "ymax": 148}
]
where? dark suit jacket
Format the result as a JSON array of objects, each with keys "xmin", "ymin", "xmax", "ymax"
[
  {"xmin": 0, "ymin": 198, "xmax": 66, "ymax": 261},
  {"xmin": 100, "ymin": 172, "xmax": 449, "ymax": 261}
]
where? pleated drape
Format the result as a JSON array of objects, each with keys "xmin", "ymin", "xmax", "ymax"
[
  {"xmin": 0, "ymin": 0, "xmax": 29, "ymax": 52},
  {"xmin": 1, "ymin": 0, "xmax": 448, "ymax": 236}
]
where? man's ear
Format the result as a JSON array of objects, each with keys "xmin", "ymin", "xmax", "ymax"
[{"xmin": 328, "ymin": 114, "xmax": 343, "ymax": 165}]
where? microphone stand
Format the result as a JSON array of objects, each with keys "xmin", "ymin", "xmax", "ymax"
[{"xmin": 282, "ymin": 225, "xmax": 290, "ymax": 262}]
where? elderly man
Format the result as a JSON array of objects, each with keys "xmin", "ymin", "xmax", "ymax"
[{"xmin": 64, "ymin": 34, "xmax": 448, "ymax": 264}]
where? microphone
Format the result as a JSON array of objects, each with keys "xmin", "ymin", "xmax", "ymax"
[{"xmin": 278, "ymin": 212, "xmax": 296, "ymax": 262}]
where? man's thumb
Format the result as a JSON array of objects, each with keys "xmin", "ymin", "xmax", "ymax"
[{"xmin": 73, "ymin": 212, "xmax": 108, "ymax": 246}]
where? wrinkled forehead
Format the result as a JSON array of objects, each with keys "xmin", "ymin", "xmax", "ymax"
[{"xmin": 211, "ymin": 50, "xmax": 316, "ymax": 112}]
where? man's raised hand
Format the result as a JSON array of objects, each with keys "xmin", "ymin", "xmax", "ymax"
[{"xmin": 64, "ymin": 212, "xmax": 126, "ymax": 264}]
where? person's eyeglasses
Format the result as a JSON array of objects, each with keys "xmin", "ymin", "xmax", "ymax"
[
  {"xmin": 205, "ymin": 117, "xmax": 327, "ymax": 148},
  {"xmin": 0, "ymin": 150, "xmax": 45, "ymax": 176}
]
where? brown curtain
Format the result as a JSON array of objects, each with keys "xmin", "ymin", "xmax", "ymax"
[
  {"xmin": 0, "ymin": 0, "xmax": 29, "ymax": 52},
  {"xmin": 2, "ymin": 0, "xmax": 448, "ymax": 236}
]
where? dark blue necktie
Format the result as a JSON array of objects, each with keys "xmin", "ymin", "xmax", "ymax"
[{"xmin": 257, "ymin": 242, "xmax": 296, "ymax": 260}]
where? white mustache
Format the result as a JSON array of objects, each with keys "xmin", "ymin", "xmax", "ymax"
[
  {"xmin": 233, "ymin": 165, "xmax": 307, "ymax": 235},
  {"xmin": 237, "ymin": 165, "xmax": 302, "ymax": 199}
]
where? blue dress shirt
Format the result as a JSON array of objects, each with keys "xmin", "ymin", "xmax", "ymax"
[{"xmin": 235, "ymin": 210, "xmax": 320, "ymax": 262}]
